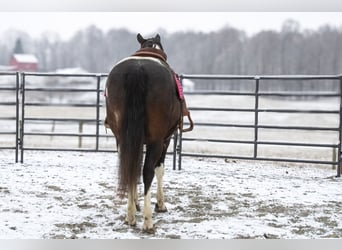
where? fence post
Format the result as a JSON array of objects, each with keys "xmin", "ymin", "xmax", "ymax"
[
  {"xmin": 173, "ymin": 130, "xmax": 178, "ymax": 170},
  {"xmin": 178, "ymin": 125, "xmax": 183, "ymax": 170},
  {"xmin": 177, "ymin": 75, "xmax": 185, "ymax": 170},
  {"xmin": 78, "ymin": 121, "xmax": 83, "ymax": 148},
  {"xmin": 332, "ymin": 147, "xmax": 337, "ymax": 170},
  {"xmin": 253, "ymin": 76, "xmax": 260, "ymax": 159},
  {"xmin": 338, "ymin": 77, "xmax": 342, "ymax": 177},
  {"xmin": 95, "ymin": 75, "xmax": 101, "ymax": 151},
  {"xmin": 15, "ymin": 72, "xmax": 20, "ymax": 163},
  {"xmin": 20, "ymin": 72, "xmax": 25, "ymax": 163}
]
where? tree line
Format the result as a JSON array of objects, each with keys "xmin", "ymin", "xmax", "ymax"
[{"xmin": 1, "ymin": 20, "xmax": 342, "ymax": 91}]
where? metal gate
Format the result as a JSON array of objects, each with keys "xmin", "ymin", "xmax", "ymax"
[
  {"xmin": 0, "ymin": 72, "xmax": 19, "ymax": 162},
  {"xmin": 19, "ymin": 72, "xmax": 109, "ymax": 162},
  {"xmin": 0, "ymin": 72, "xmax": 341, "ymax": 177},
  {"xmin": 178, "ymin": 74, "xmax": 342, "ymax": 177}
]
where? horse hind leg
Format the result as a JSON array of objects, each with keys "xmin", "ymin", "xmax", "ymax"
[
  {"xmin": 125, "ymin": 186, "xmax": 138, "ymax": 226},
  {"xmin": 143, "ymin": 188, "xmax": 154, "ymax": 233},
  {"xmin": 134, "ymin": 183, "xmax": 140, "ymax": 212},
  {"xmin": 142, "ymin": 142, "xmax": 163, "ymax": 233},
  {"xmin": 154, "ymin": 139, "xmax": 171, "ymax": 213},
  {"xmin": 124, "ymin": 172, "xmax": 140, "ymax": 226},
  {"xmin": 155, "ymin": 163, "xmax": 167, "ymax": 213}
]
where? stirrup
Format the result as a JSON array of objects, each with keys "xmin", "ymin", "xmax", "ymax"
[{"xmin": 182, "ymin": 112, "xmax": 194, "ymax": 133}]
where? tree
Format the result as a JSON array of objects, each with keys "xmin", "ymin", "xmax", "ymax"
[
  {"xmin": 1, "ymin": 21, "xmax": 342, "ymax": 92},
  {"xmin": 13, "ymin": 38, "xmax": 24, "ymax": 54}
]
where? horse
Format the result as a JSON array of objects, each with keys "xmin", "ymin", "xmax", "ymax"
[{"xmin": 105, "ymin": 33, "xmax": 185, "ymax": 232}]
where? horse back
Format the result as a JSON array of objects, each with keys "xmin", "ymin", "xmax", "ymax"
[{"xmin": 106, "ymin": 57, "xmax": 181, "ymax": 141}]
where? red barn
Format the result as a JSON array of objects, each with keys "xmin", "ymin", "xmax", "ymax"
[{"xmin": 9, "ymin": 54, "xmax": 38, "ymax": 71}]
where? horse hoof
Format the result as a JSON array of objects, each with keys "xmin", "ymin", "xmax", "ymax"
[
  {"xmin": 155, "ymin": 203, "xmax": 167, "ymax": 213},
  {"xmin": 143, "ymin": 225, "xmax": 156, "ymax": 234},
  {"xmin": 124, "ymin": 218, "xmax": 136, "ymax": 227}
]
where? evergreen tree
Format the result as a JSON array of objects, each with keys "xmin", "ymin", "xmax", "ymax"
[{"xmin": 13, "ymin": 38, "xmax": 24, "ymax": 54}]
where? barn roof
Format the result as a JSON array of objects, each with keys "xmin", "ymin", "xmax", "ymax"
[{"xmin": 12, "ymin": 54, "xmax": 38, "ymax": 64}]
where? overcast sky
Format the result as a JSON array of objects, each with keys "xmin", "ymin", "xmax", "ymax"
[{"xmin": 1, "ymin": 12, "xmax": 342, "ymax": 40}]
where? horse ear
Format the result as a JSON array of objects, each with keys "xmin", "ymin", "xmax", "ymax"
[
  {"xmin": 155, "ymin": 34, "xmax": 161, "ymax": 43},
  {"xmin": 137, "ymin": 33, "xmax": 146, "ymax": 44}
]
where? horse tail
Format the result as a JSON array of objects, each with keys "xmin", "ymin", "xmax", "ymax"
[{"xmin": 118, "ymin": 66, "xmax": 146, "ymax": 198}]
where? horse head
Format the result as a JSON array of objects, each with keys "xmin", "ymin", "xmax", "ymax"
[{"xmin": 137, "ymin": 33, "xmax": 164, "ymax": 51}]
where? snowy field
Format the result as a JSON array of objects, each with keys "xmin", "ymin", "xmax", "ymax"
[
  {"xmin": 1, "ymin": 77, "xmax": 342, "ymax": 239},
  {"xmin": 0, "ymin": 150, "xmax": 342, "ymax": 239}
]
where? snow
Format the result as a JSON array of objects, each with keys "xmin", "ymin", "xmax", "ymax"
[
  {"xmin": 1, "ymin": 150, "xmax": 341, "ymax": 239},
  {"xmin": 1, "ymin": 74, "xmax": 342, "ymax": 239},
  {"xmin": 13, "ymin": 54, "xmax": 38, "ymax": 64},
  {"xmin": 54, "ymin": 67, "xmax": 89, "ymax": 75}
]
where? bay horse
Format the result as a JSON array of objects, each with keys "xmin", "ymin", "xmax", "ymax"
[{"xmin": 105, "ymin": 33, "xmax": 187, "ymax": 232}]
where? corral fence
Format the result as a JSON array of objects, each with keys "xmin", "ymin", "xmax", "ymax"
[
  {"xmin": 0, "ymin": 72, "xmax": 20, "ymax": 162},
  {"xmin": 0, "ymin": 72, "xmax": 341, "ymax": 177},
  {"xmin": 179, "ymin": 74, "xmax": 342, "ymax": 177},
  {"xmin": 18, "ymin": 72, "xmax": 108, "ymax": 162}
]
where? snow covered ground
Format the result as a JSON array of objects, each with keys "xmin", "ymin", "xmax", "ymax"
[
  {"xmin": 1, "ymin": 150, "xmax": 341, "ymax": 239},
  {"xmin": 1, "ymin": 77, "xmax": 342, "ymax": 239}
]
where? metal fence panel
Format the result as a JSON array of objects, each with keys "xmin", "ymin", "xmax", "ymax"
[
  {"xmin": 1, "ymin": 72, "xmax": 341, "ymax": 177},
  {"xmin": 19, "ymin": 72, "xmax": 111, "ymax": 162},
  {"xmin": 178, "ymin": 74, "xmax": 342, "ymax": 177},
  {"xmin": 0, "ymin": 72, "xmax": 19, "ymax": 162}
]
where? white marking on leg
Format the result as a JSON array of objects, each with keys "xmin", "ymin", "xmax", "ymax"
[
  {"xmin": 125, "ymin": 189, "xmax": 136, "ymax": 226},
  {"xmin": 143, "ymin": 189, "xmax": 153, "ymax": 230},
  {"xmin": 155, "ymin": 164, "xmax": 166, "ymax": 211}
]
